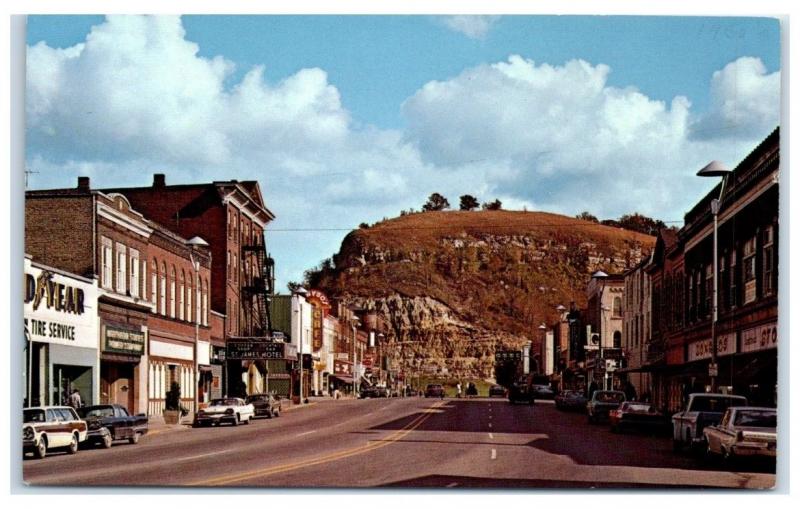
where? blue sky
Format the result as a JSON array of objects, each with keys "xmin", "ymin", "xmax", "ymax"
[{"xmin": 25, "ymin": 15, "xmax": 781, "ymax": 291}]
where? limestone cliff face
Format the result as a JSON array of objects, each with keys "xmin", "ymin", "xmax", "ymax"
[{"xmin": 307, "ymin": 210, "xmax": 655, "ymax": 379}]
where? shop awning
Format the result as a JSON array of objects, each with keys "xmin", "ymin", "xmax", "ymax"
[{"xmin": 330, "ymin": 375, "xmax": 354, "ymax": 384}]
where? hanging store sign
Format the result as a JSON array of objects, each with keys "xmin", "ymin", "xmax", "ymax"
[
  {"xmin": 226, "ymin": 341, "xmax": 289, "ymax": 360},
  {"xmin": 103, "ymin": 325, "xmax": 145, "ymax": 356},
  {"xmin": 688, "ymin": 332, "xmax": 736, "ymax": 362},
  {"xmin": 740, "ymin": 321, "xmax": 778, "ymax": 354},
  {"xmin": 306, "ymin": 290, "xmax": 331, "ymax": 352},
  {"xmin": 333, "ymin": 359, "xmax": 353, "ymax": 376}
]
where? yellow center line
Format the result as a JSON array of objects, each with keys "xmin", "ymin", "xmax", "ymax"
[{"xmin": 192, "ymin": 400, "xmax": 446, "ymax": 486}]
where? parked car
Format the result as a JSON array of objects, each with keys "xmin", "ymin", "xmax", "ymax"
[
  {"xmin": 77, "ymin": 404, "xmax": 149, "ymax": 447},
  {"xmin": 23, "ymin": 406, "xmax": 88, "ymax": 459},
  {"xmin": 245, "ymin": 394, "xmax": 282, "ymax": 418},
  {"xmin": 532, "ymin": 384, "xmax": 556, "ymax": 400},
  {"xmin": 609, "ymin": 401, "xmax": 668, "ymax": 434},
  {"xmin": 193, "ymin": 398, "xmax": 254, "ymax": 427},
  {"xmin": 672, "ymin": 393, "xmax": 748, "ymax": 453},
  {"xmin": 359, "ymin": 386, "xmax": 384, "ymax": 399},
  {"xmin": 703, "ymin": 406, "xmax": 776, "ymax": 462},
  {"xmin": 586, "ymin": 390, "xmax": 626, "ymax": 423},
  {"xmin": 508, "ymin": 375, "xmax": 535, "ymax": 405},
  {"xmin": 555, "ymin": 390, "xmax": 587, "ymax": 411},
  {"xmin": 465, "ymin": 382, "xmax": 479, "ymax": 397},
  {"xmin": 425, "ymin": 384, "xmax": 445, "ymax": 398},
  {"xmin": 489, "ymin": 385, "xmax": 507, "ymax": 398}
]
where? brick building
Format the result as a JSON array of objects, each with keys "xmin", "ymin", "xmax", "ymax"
[
  {"xmin": 642, "ymin": 128, "xmax": 779, "ymax": 414},
  {"xmin": 26, "ymin": 180, "xmax": 211, "ymax": 415},
  {"xmin": 104, "ymin": 174, "xmax": 277, "ymax": 397},
  {"xmin": 621, "ymin": 258, "xmax": 652, "ymax": 398}
]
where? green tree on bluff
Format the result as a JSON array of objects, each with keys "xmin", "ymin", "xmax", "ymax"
[{"xmin": 422, "ymin": 193, "xmax": 451, "ymax": 212}]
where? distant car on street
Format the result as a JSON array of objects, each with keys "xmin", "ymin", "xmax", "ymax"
[
  {"xmin": 489, "ymin": 385, "xmax": 507, "ymax": 398},
  {"xmin": 193, "ymin": 398, "xmax": 254, "ymax": 427},
  {"xmin": 703, "ymin": 407, "xmax": 776, "ymax": 462},
  {"xmin": 245, "ymin": 394, "xmax": 282, "ymax": 418},
  {"xmin": 555, "ymin": 390, "xmax": 587, "ymax": 411},
  {"xmin": 672, "ymin": 393, "xmax": 748, "ymax": 453},
  {"xmin": 586, "ymin": 390, "xmax": 626, "ymax": 423},
  {"xmin": 531, "ymin": 384, "xmax": 555, "ymax": 400},
  {"xmin": 508, "ymin": 375, "xmax": 535, "ymax": 405},
  {"xmin": 23, "ymin": 406, "xmax": 88, "ymax": 459},
  {"xmin": 608, "ymin": 401, "xmax": 668, "ymax": 434},
  {"xmin": 78, "ymin": 404, "xmax": 149, "ymax": 447},
  {"xmin": 425, "ymin": 384, "xmax": 445, "ymax": 398}
]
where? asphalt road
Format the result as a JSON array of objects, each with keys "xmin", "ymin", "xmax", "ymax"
[{"xmin": 22, "ymin": 397, "xmax": 776, "ymax": 489}]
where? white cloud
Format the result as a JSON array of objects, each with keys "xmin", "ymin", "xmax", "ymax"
[
  {"xmin": 25, "ymin": 17, "xmax": 780, "ymax": 290},
  {"xmin": 690, "ymin": 56, "xmax": 781, "ymax": 140},
  {"xmin": 401, "ymin": 54, "xmax": 778, "ymax": 220},
  {"xmin": 441, "ymin": 15, "xmax": 500, "ymax": 40}
]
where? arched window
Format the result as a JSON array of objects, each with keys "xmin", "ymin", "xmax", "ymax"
[
  {"xmin": 179, "ymin": 270, "xmax": 185, "ymax": 321},
  {"xmin": 195, "ymin": 275, "xmax": 202, "ymax": 325},
  {"xmin": 613, "ymin": 330, "xmax": 622, "ymax": 349},
  {"xmin": 202, "ymin": 278, "xmax": 209, "ymax": 326},
  {"xmin": 170, "ymin": 265, "xmax": 176, "ymax": 318},
  {"xmin": 612, "ymin": 296, "xmax": 622, "ymax": 317},
  {"xmin": 160, "ymin": 262, "xmax": 167, "ymax": 316},
  {"xmin": 150, "ymin": 259, "xmax": 157, "ymax": 305},
  {"xmin": 186, "ymin": 277, "xmax": 193, "ymax": 323}
]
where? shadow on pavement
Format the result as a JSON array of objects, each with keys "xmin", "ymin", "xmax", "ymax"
[{"xmin": 379, "ymin": 474, "xmax": 725, "ymax": 489}]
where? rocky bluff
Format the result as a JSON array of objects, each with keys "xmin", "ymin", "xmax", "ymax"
[{"xmin": 305, "ymin": 210, "xmax": 655, "ymax": 380}]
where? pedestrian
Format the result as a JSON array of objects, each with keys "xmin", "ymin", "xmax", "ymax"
[
  {"xmin": 456, "ymin": 382, "xmax": 462, "ymax": 399},
  {"xmin": 68, "ymin": 388, "xmax": 82, "ymax": 409}
]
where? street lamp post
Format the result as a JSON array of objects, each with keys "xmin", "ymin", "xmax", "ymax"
[
  {"xmin": 697, "ymin": 160, "xmax": 732, "ymax": 393},
  {"xmin": 292, "ymin": 287, "xmax": 308, "ymax": 404},
  {"xmin": 351, "ymin": 317, "xmax": 361, "ymax": 396}
]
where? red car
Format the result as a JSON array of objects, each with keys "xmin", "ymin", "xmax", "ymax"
[{"xmin": 609, "ymin": 401, "xmax": 668, "ymax": 434}]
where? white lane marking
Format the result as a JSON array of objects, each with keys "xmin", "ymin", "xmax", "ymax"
[
  {"xmin": 489, "ymin": 432, "xmax": 494, "ymax": 439},
  {"xmin": 296, "ymin": 430, "xmax": 317, "ymax": 437},
  {"xmin": 446, "ymin": 482, "xmax": 459, "ymax": 488},
  {"xmin": 488, "ymin": 422, "xmax": 492, "ymax": 428},
  {"xmin": 491, "ymin": 449, "xmax": 497, "ymax": 460},
  {"xmin": 488, "ymin": 415, "xmax": 492, "ymax": 420},
  {"xmin": 177, "ymin": 451, "xmax": 226, "ymax": 462}
]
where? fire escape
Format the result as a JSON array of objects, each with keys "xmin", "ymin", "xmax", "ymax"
[{"xmin": 241, "ymin": 238, "xmax": 275, "ymax": 338}]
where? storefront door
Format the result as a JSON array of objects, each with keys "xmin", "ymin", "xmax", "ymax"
[{"xmin": 101, "ymin": 362, "xmax": 135, "ymax": 413}]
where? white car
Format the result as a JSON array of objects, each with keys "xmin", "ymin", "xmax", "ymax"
[
  {"xmin": 704, "ymin": 407, "xmax": 777, "ymax": 461},
  {"xmin": 23, "ymin": 406, "xmax": 88, "ymax": 459},
  {"xmin": 193, "ymin": 397, "xmax": 254, "ymax": 427}
]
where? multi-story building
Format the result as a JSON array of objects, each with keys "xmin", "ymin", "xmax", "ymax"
[
  {"xmin": 26, "ymin": 179, "xmax": 212, "ymax": 415},
  {"xmin": 584, "ymin": 272, "xmax": 625, "ymax": 391},
  {"xmin": 622, "ymin": 258, "xmax": 652, "ymax": 398},
  {"xmin": 104, "ymin": 174, "xmax": 278, "ymax": 397},
  {"xmin": 643, "ymin": 128, "xmax": 779, "ymax": 413}
]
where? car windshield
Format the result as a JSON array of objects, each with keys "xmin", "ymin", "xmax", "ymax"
[
  {"xmin": 596, "ymin": 392, "xmax": 625, "ymax": 403},
  {"xmin": 79, "ymin": 407, "xmax": 115, "ymax": 418},
  {"xmin": 24, "ymin": 409, "xmax": 46, "ymax": 423},
  {"xmin": 734, "ymin": 410, "xmax": 776, "ymax": 428},
  {"xmin": 689, "ymin": 396, "xmax": 747, "ymax": 412},
  {"xmin": 210, "ymin": 399, "xmax": 240, "ymax": 406}
]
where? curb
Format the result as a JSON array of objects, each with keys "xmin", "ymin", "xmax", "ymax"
[{"xmin": 282, "ymin": 402, "xmax": 318, "ymax": 412}]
